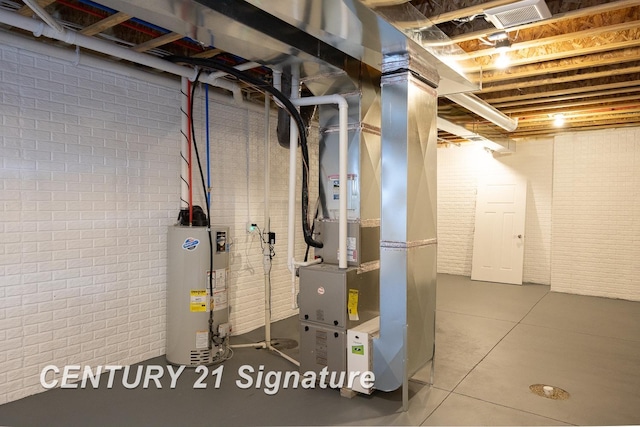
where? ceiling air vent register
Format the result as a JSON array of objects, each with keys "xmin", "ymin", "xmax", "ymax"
[{"xmin": 484, "ymin": 0, "xmax": 552, "ymax": 29}]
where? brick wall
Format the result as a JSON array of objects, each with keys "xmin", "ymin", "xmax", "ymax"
[
  {"xmin": 437, "ymin": 140, "xmax": 553, "ymax": 284},
  {"xmin": 188, "ymin": 88, "xmax": 318, "ymax": 332},
  {"xmin": 0, "ymin": 43, "xmax": 313, "ymax": 403},
  {"xmin": 552, "ymin": 129, "xmax": 640, "ymax": 300},
  {"xmin": 438, "ymin": 131, "xmax": 640, "ymax": 302}
]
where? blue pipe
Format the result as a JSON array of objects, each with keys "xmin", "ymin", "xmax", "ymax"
[{"xmin": 205, "ymin": 84, "xmax": 211, "ymax": 209}]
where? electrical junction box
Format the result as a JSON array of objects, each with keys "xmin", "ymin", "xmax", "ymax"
[
  {"xmin": 347, "ymin": 316, "xmax": 379, "ymax": 394},
  {"xmin": 166, "ymin": 225, "xmax": 229, "ymax": 366}
]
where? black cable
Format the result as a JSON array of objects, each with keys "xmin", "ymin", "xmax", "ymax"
[
  {"xmin": 255, "ymin": 225, "xmax": 275, "ymax": 260},
  {"xmin": 169, "ymin": 56, "xmax": 322, "ymax": 249},
  {"xmin": 304, "ymin": 200, "xmax": 320, "ymax": 262},
  {"xmin": 188, "ymin": 71, "xmax": 216, "ymax": 349}
]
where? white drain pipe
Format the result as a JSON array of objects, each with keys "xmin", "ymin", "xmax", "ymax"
[
  {"xmin": 286, "ymin": 67, "xmax": 300, "ymax": 276},
  {"xmin": 22, "ymin": 0, "xmax": 64, "ymax": 33},
  {"xmin": 0, "ymin": 9, "xmax": 244, "ymax": 102},
  {"xmin": 284, "ymin": 82, "xmax": 349, "ymax": 308},
  {"xmin": 291, "ymin": 94, "xmax": 349, "ymax": 269}
]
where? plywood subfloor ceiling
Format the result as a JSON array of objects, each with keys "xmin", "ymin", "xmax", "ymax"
[
  {"xmin": 409, "ymin": 0, "xmax": 640, "ymax": 141},
  {"xmin": 3, "ymin": 0, "xmax": 640, "ymax": 141}
]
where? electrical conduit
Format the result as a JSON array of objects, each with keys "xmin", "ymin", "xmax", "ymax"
[{"xmin": 180, "ymin": 78, "xmax": 190, "ymax": 213}]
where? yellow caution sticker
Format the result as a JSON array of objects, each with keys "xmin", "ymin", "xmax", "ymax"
[
  {"xmin": 348, "ymin": 289, "xmax": 359, "ymax": 321},
  {"xmin": 190, "ymin": 289, "xmax": 208, "ymax": 312}
]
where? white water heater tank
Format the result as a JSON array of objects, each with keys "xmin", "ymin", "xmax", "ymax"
[{"xmin": 166, "ymin": 225, "xmax": 229, "ymax": 366}]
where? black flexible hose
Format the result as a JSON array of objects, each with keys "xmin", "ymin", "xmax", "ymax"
[{"xmin": 169, "ymin": 56, "xmax": 323, "ymax": 248}]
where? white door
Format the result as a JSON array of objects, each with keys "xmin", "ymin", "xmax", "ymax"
[{"xmin": 471, "ymin": 177, "xmax": 527, "ymax": 285}]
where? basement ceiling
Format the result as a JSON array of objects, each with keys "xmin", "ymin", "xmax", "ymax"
[{"xmin": 2, "ymin": 0, "xmax": 639, "ymax": 142}]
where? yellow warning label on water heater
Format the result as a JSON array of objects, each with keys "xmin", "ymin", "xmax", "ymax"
[
  {"xmin": 348, "ymin": 289, "xmax": 359, "ymax": 321},
  {"xmin": 190, "ymin": 289, "xmax": 208, "ymax": 312}
]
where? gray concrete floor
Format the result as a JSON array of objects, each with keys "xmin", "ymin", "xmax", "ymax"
[{"xmin": 1, "ymin": 274, "xmax": 639, "ymax": 426}]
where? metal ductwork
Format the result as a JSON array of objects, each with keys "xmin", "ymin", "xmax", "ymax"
[
  {"xmin": 376, "ymin": 47, "xmax": 438, "ymax": 395},
  {"xmin": 437, "ymin": 117, "xmax": 515, "ymax": 153},
  {"xmin": 96, "ymin": 1, "xmax": 515, "ymax": 133},
  {"xmin": 446, "ymin": 93, "xmax": 519, "ymax": 132},
  {"xmin": 94, "ymin": 0, "xmax": 443, "ymax": 399}
]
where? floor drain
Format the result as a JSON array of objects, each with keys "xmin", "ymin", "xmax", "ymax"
[
  {"xmin": 270, "ymin": 338, "xmax": 298, "ymax": 350},
  {"xmin": 529, "ymin": 384, "xmax": 570, "ymax": 400}
]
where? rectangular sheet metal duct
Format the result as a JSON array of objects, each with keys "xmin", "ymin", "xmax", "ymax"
[{"xmin": 374, "ymin": 47, "xmax": 438, "ymax": 393}]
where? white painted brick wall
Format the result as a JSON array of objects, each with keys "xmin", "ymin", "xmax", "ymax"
[
  {"xmin": 0, "ymin": 43, "xmax": 315, "ymax": 404},
  {"xmin": 188, "ymin": 86, "xmax": 318, "ymax": 333},
  {"xmin": 437, "ymin": 140, "xmax": 553, "ymax": 284},
  {"xmin": 552, "ymin": 129, "xmax": 640, "ymax": 301},
  {"xmin": 0, "ymin": 45, "xmax": 180, "ymax": 404}
]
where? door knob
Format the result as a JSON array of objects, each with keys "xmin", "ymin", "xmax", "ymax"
[{"xmin": 517, "ymin": 234, "xmax": 522, "ymax": 239}]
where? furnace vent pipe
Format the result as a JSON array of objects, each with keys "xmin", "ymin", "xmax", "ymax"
[
  {"xmin": 0, "ymin": 9, "xmax": 244, "ymax": 102},
  {"xmin": 446, "ymin": 92, "xmax": 518, "ymax": 132},
  {"xmin": 286, "ymin": 68, "xmax": 300, "ymax": 275},
  {"xmin": 291, "ymin": 94, "xmax": 349, "ymax": 270}
]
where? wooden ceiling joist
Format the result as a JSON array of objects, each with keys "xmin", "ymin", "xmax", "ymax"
[
  {"xmin": 78, "ymin": 12, "xmax": 131, "ymax": 36},
  {"xmin": 500, "ymin": 96, "xmax": 640, "ymax": 115},
  {"xmin": 508, "ymin": 121, "xmax": 640, "ymax": 138},
  {"xmin": 477, "ymin": 49, "xmax": 640, "ymax": 84},
  {"xmin": 480, "ymin": 65, "xmax": 640, "ymax": 93},
  {"xmin": 484, "ymin": 80, "xmax": 640, "ymax": 104},
  {"xmin": 461, "ymin": 20, "xmax": 640, "ymax": 61},
  {"xmin": 517, "ymin": 107, "xmax": 640, "ymax": 124},
  {"xmin": 493, "ymin": 87, "xmax": 640, "ymax": 109},
  {"xmin": 17, "ymin": 0, "xmax": 56, "ymax": 16},
  {"xmin": 131, "ymin": 32, "xmax": 184, "ymax": 53},
  {"xmin": 465, "ymin": 36, "xmax": 640, "ymax": 73},
  {"xmin": 191, "ymin": 48, "xmax": 224, "ymax": 59}
]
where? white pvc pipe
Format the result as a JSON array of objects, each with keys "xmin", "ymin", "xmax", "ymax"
[
  {"xmin": 446, "ymin": 92, "xmax": 518, "ymax": 132},
  {"xmin": 231, "ymin": 342, "xmax": 267, "ymax": 349},
  {"xmin": 263, "ymin": 94, "xmax": 272, "ymax": 346},
  {"xmin": 293, "ymin": 258, "xmax": 323, "ymax": 268},
  {"xmin": 205, "ymin": 61, "xmax": 261, "ymax": 82},
  {"xmin": 286, "ymin": 67, "xmax": 300, "ymax": 274},
  {"xmin": 272, "ymin": 70, "xmax": 282, "ymax": 92},
  {"xmin": 270, "ymin": 347, "xmax": 300, "ymax": 367},
  {"xmin": 271, "ymin": 69, "xmax": 286, "ymax": 109},
  {"xmin": 22, "ymin": 0, "xmax": 64, "ymax": 33},
  {"xmin": 0, "ymin": 9, "xmax": 243, "ymax": 101},
  {"xmin": 180, "ymin": 77, "xmax": 190, "ymax": 209},
  {"xmin": 292, "ymin": 95, "xmax": 349, "ymax": 269}
]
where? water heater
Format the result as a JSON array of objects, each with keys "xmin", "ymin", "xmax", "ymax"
[{"xmin": 166, "ymin": 225, "xmax": 229, "ymax": 366}]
